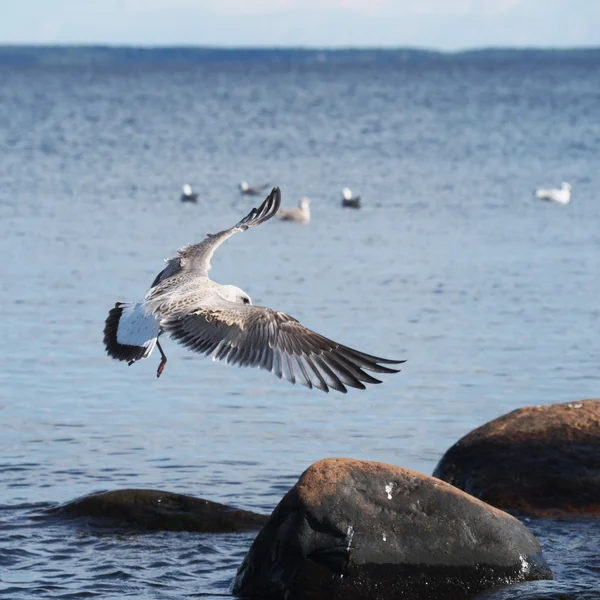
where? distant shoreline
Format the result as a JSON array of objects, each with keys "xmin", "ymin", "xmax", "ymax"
[{"xmin": 1, "ymin": 45, "xmax": 599, "ymax": 67}]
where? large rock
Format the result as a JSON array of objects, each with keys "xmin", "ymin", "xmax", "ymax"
[
  {"xmin": 433, "ymin": 400, "xmax": 600, "ymax": 516},
  {"xmin": 233, "ymin": 458, "xmax": 551, "ymax": 600},
  {"xmin": 48, "ymin": 488, "xmax": 268, "ymax": 532}
]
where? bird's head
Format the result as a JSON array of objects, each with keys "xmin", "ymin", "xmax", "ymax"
[
  {"xmin": 220, "ymin": 285, "xmax": 252, "ymax": 306},
  {"xmin": 342, "ymin": 187, "xmax": 352, "ymax": 200},
  {"xmin": 240, "ymin": 181, "xmax": 249, "ymax": 191},
  {"xmin": 562, "ymin": 182, "xmax": 571, "ymax": 191},
  {"xmin": 182, "ymin": 184, "xmax": 192, "ymax": 195}
]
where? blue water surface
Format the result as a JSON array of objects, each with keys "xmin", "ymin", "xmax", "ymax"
[{"xmin": 0, "ymin": 52, "xmax": 599, "ymax": 599}]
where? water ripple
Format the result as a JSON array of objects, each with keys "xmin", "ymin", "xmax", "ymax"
[{"xmin": 0, "ymin": 57, "xmax": 599, "ymax": 598}]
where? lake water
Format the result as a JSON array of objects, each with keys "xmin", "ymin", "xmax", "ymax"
[{"xmin": 0, "ymin": 53, "xmax": 599, "ymax": 599}]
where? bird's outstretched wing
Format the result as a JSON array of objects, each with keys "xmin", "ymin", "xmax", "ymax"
[
  {"xmin": 177, "ymin": 187, "xmax": 281, "ymax": 277},
  {"xmin": 160, "ymin": 300, "xmax": 404, "ymax": 393}
]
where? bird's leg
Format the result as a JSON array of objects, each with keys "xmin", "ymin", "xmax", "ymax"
[{"xmin": 156, "ymin": 341, "xmax": 168, "ymax": 378}]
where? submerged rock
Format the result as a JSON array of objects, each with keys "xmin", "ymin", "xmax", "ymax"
[
  {"xmin": 433, "ymin": 400, "xmax": 600, "ymax": 516},
  {"xmin": 233, "ymin": 458, "xmax": 551, "ymax": 600},
  {"xmin": 49, "ymin": 488, "xmax": 267, "ymax": 532}
]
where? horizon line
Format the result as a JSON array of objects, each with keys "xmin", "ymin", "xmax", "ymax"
[{"xmin": 1, "ymin": 43, "xmax": 600, "ymax": 53}]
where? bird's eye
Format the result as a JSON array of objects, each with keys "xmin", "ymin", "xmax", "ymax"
[{"xmin": 242, "ymin": 297, "xmax": 250, "ymax": 304}]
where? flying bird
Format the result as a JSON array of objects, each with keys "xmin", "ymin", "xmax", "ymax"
[
  {"xmin": 535, "ymin": 181, "xmax": 571, "ymax": 205},
  {"xmin": 103, "ymin": 188, "xmax": 403, "ymax": 392}
]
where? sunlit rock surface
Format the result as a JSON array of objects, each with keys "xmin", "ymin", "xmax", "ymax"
[
  {"xmin": 234, "ymin": 458, "xmax": 551, "ymax": 600},
  {"xmin": 434, "ymin": 400, "xmax": 600, "ymax": 516}
]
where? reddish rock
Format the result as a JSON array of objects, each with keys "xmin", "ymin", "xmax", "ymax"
[
  {"xmin": 433, "ymin": 400, "xmax": 600, "ymax": 516},
  {"xmin": 233, "ymin": 458, "xmax": 551, "ymax": 600},
  {"xmin": 49, "ymin": 488, "xmax": 267, "ymax": 532}
]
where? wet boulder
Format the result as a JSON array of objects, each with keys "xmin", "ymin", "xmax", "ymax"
[
  {"xmin": 49, "ymin": 488, "xmax": 268, "ymax": 532},
  {"xmin": 233, "ymin": 458, "xmax": 551, "ymax": 600},
  {"xmin": 433, "ymin": 400, "xmax": 600, "ymax": 516}
]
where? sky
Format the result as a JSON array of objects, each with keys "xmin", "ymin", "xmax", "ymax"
[{"xmin": 1, "ymin": 0, "xmax": 599, "ymax": 50}]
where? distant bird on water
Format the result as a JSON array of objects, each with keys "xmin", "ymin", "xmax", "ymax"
[
  {"xmin": 342, "ymin": 187, "xmax": 361, "ymax": 209},
  {"xmin": 240, "ymin": 181, "xmax": 269, "ymax": 196},
  {"xmin": 103, "ymin": 188, "xmax": 403, "ymax": 392},
  {"xmin": 181, "ymin": 184, "xmax": 198, "ymax": 203},
  {"xmin": 535, "ymin": 181, "xmax": 571, "ymax": 205},
  {"xmin": 278, "ymin": 196, "xmax": 311, "ymax": 224}
]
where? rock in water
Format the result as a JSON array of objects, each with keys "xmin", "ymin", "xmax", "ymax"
[
  {"xmin": 48, "ymin": 489, "xmax": 267, "ymax": 532},
  {"xmin": 433, "ymin": 400, "xmax": 600, "ymax": 516},
  {"xmin": 233, "ymin": 458, "xmax": 551, "ymax": 600}
]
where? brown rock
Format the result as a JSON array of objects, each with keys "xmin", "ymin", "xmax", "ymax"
[
  {"xmin": 433, "ymin": 400, "xmax": 600, "ymax": 516},
  {"xmin": 48, "ymin": 488, "xmax": 268, "ymax": 532},
  {"xmin": 233, "ymin": 458, "xmax": 551, "ymax": 600}
]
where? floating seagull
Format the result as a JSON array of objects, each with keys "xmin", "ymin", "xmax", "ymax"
[
  {"xmin": 181, "ymin": 184, "xmax": 198, "ymax": 203},
  {"xmin": 240, "ymin": 181, "xmax": 269, "ymax": 196},
  {"xmin": 342, "ymin": 187, "xmax": 361, "ymax": 209},
  {"xmin": 103, "ymin": 188, "xmax": 403, "ymax": 392},
  {"xmin": 535, "ymin": 181, "xmax": 571, "ymax": 205},
  {"xmin": 277, "ymin": 197, "xmax": 311, "ymax": 224}
]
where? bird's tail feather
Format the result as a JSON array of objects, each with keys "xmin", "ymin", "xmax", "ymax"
[{"xmin": 103, "ymin": 302, "xmax": 160, "ymax": 365}]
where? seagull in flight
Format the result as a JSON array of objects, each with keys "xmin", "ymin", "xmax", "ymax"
[{"xmin": 103, "ymin": 188, "xmax": 404, "ymax": 392}]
